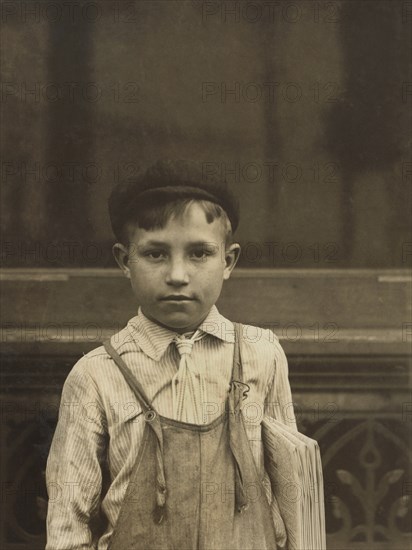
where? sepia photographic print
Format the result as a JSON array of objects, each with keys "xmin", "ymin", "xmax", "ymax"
[{"xmin": 1, "ymin": 1, "xmax": 411, "ymax": 549}]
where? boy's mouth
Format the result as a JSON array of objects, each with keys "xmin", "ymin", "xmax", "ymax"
[{"xmin": 160, "ymin": 295, "xmax": 195, "ymax": 301}]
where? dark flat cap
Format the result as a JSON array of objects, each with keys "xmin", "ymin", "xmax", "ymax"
[{"xmin": 109, "ymin": 159, "xmax": 240, "ymax": 240}]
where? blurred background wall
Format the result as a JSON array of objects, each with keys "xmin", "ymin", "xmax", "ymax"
[
  {"xmin": 1, "ymin": 1, "xmax": 411, "ymax": 549},
  {"xmin": 1, "ymin": 0, "xmax": 410, "ymax": 268}
]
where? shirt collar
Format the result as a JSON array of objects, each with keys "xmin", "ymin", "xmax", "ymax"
[
  {"xmin": 197, "ymin": 305, "xmax": 235, "ymax": 344},
  {"xmin": 127, "ymin": 305, "xmax": 235, "ymax": 361}
]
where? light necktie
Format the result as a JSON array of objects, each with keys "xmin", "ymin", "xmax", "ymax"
[{"xmin": 172, "ymin": 330, "xmax": 207, "ymax": 424}]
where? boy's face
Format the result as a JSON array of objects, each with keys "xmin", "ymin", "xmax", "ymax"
[{"xmin": 113, "ymin": 202, "xmax": 240, "ymax": 333}]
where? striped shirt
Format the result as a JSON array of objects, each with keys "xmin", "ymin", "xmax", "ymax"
[{"xmin": 46, "ymin": 306, "xmax": 296, "ymax": 550}]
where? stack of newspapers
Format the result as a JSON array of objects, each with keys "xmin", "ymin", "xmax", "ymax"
[{"xmin": 262, "ymin": 416, "xmax": 327, "ymax": 550}]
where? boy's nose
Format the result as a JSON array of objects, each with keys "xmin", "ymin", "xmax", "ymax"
[{"xmin": 165, "ymin": 260, "xmax": 190, "ymax": 286}]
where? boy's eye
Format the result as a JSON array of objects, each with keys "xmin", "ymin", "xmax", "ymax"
[
  {"xmin": 192, "ymin": 249, "xmax": 206, "ymax": 259},
  {"xmin": 190, "ymin": 248, "xmax": 213, "ymax": 259},
  {"xmin": 144, "ymin": 250, "xmax": 166, "ymax": 260}
]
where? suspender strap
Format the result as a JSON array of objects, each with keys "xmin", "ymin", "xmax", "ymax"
[
  {"xmin": 229, "ymin": 323, "xmax": 252, "ymax": 513},
  {"xmin": 231, "ymin": 323, "xmax": 250, "ymax": 414},
  {"xmin": 232, "ymin": 322, "xmax": 242, "ymax": 381},
  {"xmin": 103, "ymin": 339, "xmax": 167, "ymax": 522},
  {"xmin": 103, "ymin": 339, "xmax": 153, "ymax": 413}
]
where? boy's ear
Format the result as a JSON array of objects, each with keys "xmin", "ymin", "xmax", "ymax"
[
  {"xmin": 112, "ymin": 243, "xmax": 131, "ymax": 279},
  {"xmin": 223, "ymin": 243, "xmax": 241, "ymax": 280}
]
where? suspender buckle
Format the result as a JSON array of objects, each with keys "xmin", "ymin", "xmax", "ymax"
[
  {"xmin": 144, "ymin": 409, "xmax": 157, "ymax": 422},
  {"xmin": 238, "ymin": 503, "xmax": 249, "ymax": 514}
]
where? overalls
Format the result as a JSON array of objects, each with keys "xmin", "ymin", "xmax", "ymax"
[{"xmin": 103, "ymin": 323, "xmax": 277, "ymax": 550}]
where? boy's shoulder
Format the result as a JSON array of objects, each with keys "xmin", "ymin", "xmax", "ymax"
[
  {"xmin": 237, "ymin": 322, "xmax": 285, "ymax": 360},
  {"xmin": 67, "ymin": 321, "xmax": 140, "ymax": 379},
  {"xmin": 231, "ymin": 322, "xmax": 288, "ymax": 388},
  {"xmin": 58, "ymin": 321, "xmax": 145, "ymax": 404}
]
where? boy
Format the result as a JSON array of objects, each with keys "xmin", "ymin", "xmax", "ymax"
[{"xmin": 46, "ymin": 160, "xmax": 297, "ymax": 549}]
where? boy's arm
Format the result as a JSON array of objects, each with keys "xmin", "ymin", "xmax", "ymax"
[
  {"xmin": 264, "ymin": 337, "xmax": 297, "ymax": 430},
  {"xmin": 46, "ymin": 358, "xmax": 107, "ymax": 550}
]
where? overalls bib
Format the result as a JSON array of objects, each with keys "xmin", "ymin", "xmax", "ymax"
[{"xmin": 103, "ymin": 323, "xmax": 277, "ymax": 550}]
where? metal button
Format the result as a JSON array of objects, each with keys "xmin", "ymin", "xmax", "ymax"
[{"xmin": 144, "ymin": 410, "xmax": 156, "ymax": 422}]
